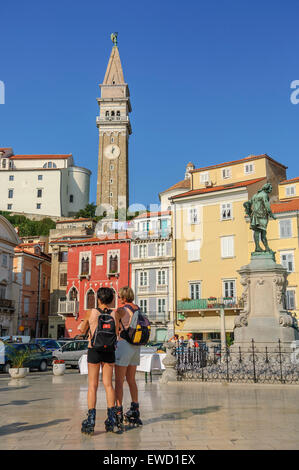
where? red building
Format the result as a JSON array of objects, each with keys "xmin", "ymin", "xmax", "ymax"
[{"xmin": 56, "ymin": 234, "xmax": 131, "ymax": 338}]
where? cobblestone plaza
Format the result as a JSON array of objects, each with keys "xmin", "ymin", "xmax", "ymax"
[{"xmin": 0, "ymin": 370, "xmax": 298, "ymax": 450}]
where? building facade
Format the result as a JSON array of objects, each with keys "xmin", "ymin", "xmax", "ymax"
[
  {"xmin": 169, "ymin": 154, "xmax": 288, "ymax": 341},
  {"xmin": 130, "ymin": 211, "xmax": 174, "ymax": 342},
  {"xmin": 96, "ymin": 41, "xmax": 132, "ymax": 214},
  {"xmin": 0, "ymin": 215, "xmax": 20, "ymax": 336},
  {"xmin": 0, "ymin": 148, "xmax": 91, "ymax": 218},
  {"xmin": 13, "ymin": 243, "xmax": 51, "ymax": 337},
  {"xmin": 56, "ymin": 234, "xmax": 131, "ymax": 338}
]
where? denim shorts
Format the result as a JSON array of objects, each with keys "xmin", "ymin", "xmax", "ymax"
[{"xmin": 115, "ymin": 340, "xmax": 141, "ymax": 367}]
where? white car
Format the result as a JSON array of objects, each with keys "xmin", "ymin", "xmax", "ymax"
[{"xmin": 52, "ymin": 340, "xmax": 89, "ymax": 368}]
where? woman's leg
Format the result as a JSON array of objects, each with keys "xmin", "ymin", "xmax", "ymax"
[
  {"xmin": 101, "ymin": 362, "xmax": 115, "ymax": 408},
  {"xmin": 125, "ymin": 365, "xmax": 138, "ymax": 403},
  {"xmin": 87, "ymin": 362, "xmax": 101, "ymax": 409},
  {"xmin": 115, "ymin": 365, "xmax": 128, "ymax": 407}
]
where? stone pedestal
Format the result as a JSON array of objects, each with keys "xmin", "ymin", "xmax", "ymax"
[
  {"xmin": 160, "ymin": 343, "xmax": 177, "ymax": 384},
  {"xmin": 232, "ymin": 252, "xmax": 299, "ymax": 353}
]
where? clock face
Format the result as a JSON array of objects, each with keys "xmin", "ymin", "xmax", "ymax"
[{"xmin": 104, "ymin": 144, "xmax": 120, "ymax": 160}]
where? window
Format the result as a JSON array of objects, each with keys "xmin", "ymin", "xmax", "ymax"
[
  {"xmin": 200, "ymin": 172, "xmax": 209, "ymax": 183},
  {"xmin": 2, "ymin": 159, "xmax": 6, "ymax": 168},
  {"xmin": 42, "ymin": 275, "xmax": 46, "ymax": 288},
  {"xmin": 109, "ymin": 254, "xmax": 119, "ymax": 274},
  {"xmin": 285, "ymin": 185, "xmax": 296, "ymax": 197},
  {"xmin": 111, "ymin": 111, "xmax": 115, "ymax": 117},
  {"xmin": 69, "ymin": 195, "xmax": 74, "ymax": 203},
  {"xmin": 188, "ymin": 207, "xmax": 198, "ymax": 224},
  {"xmin": 140, "ymin": 299, "xmax": 148, "ymax": 314},
  {"xmin": 36, "ymin": 203, "xmax": 41, "ymax": 209},
  {"xmin": 69, "ymin": 287, "xmax": 78, "ymax": 301},
  {"xmin": 0, "ymin": 283, "xmax": 6, "ymax": 299},
  {"xmin": 24, "ymin": 297, "xmax": 30, "ymax": 314},
  {"xmin": 8, "ymin": 189, "xmax": 13, "ymax": 198},
  {"xmin": 158, "ymin": 299, "xmax": 166, "ymax": 313},
  {"xmin": 223, "ymin": 280, "xmax": 236, "ymax": 299},
  {"xmin": 281, "ymin": 252, "xmax": 295, "ymax": 272},
  {"xmin": 279, "ymin": 219, "xmax": 292, "ymax": 238},
  {"xmin": 190, "ymin": 282, "xmax": 201, "ymax": 299},
  {"xmin": 25, "ymin": 270, "xmax": 31, "ymax": 286},
  {"xmin": 2, "ymin": 254, "xmax": 8, "ymax": 267},
  {"xmin": 110, "ymin": 165, "xmax": 114, "ymax": 171},
  {"xmin": 105, "ymin": 110, "xmax": 109, "ymax": 117},
  {"xmin": 222, "ymin": 168, "xmax": 231, "ymax": 179},
  {"xmin": 43, "ymin": 161, "xmax": 57, "ymax": 169},
  {"xmin": 286, "ymin": 290, "xmax": 296, "ymax": 310},
  {"xmin": 96, "ymin": 254, "xmax": 104, "ymax": 266},
  {"xmin": 157, "ymin": 243, "xmax": 165, "ymax": 257},
  {"xmin": 116, "ymin": 110, "xmax": 120, "ymax": 117},
  {"xmin": 37, "ymin": 189, "xmax": 42, "ymax": 198},
  {"xmin": 187, "ymin": 240, "xmax": 201, "ymax": 262},
  {"xmin": 139, "ymin": 245, "xmax": 147, "ymax": 258},
  {"xmin": 111, "ymin": 137, "xmax": 114, "ymax": 143},
  {"xmin": 110, "ymin": 192, "xmax": 113, "ymax": 198},
  {"xmin": 221, "ymin": 203, "xmax": 232, "ymax": 220},
  {"xmin": 7, "ymin": 204, "xmax": 12, "ymax": 210},
  {"xmin": 9, "ymin": 175, "xmax": 14, "ymax": 181},
  {"xmin": 38, "ymin": 175, "xmax": 43, "ymax": 181},
  {"xmin": 157, "ymin": 270, "xmax": 166, "ymax": 285},
  {"xmin": 60, "ymin": 273, "xmax": 67, "ymax": 286},
  {"xmin": 221, "ymin": 236, "xmax": 235, "ymax": 258},
  {"xmin": 110, "ymin": 179, "xmax": 113, "ymax": 184},
  {"xmin": 59, "ymin": 251, "xmax": 68, "ymax": 263},
  {"xmin": 81, "ymin": 257, "xmax": 90, "ymax": 275},
  {"xmin": 86, "ymin": 290, "xmax": 95, "ymax": 309},
  {"xmin": 244, "ymin": 163, "xmax": 254, "ymax": 174},
  {"xmin": 139, "ymin": 271, "xmax": 148, "ymax": 287}
]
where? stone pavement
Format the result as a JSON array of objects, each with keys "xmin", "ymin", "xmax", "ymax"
[{"xmin": 0, "ymin": 370, "xmax": 298, "ymax": 450}]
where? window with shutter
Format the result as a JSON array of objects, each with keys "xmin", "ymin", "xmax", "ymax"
[
  {"xmin": 221, "ymin": 203, "xmax": 232, "ymax": 220},
  {"xmin": 286, "ymin": 290, "xmax": 296, "ymax": 310},
  {"xmin": 86, "ymin": 290, "xmax": 95, "ymax": 309},
  {"xmin": 221, "ymin": 236, "xmax": 234, "ymax": 258},
  {"xmin": 60, "ymin": 273, "xmax": 67, "ymax": 286},
  {"xmin": 190, "ymin": 282, "xmax": 201, "ymax": 299},
  {"xmin": 279, "ymin": 220, "xmax": 292, "ymax": 238},
  {"xmin": 285, "ymin": 185, "xmax": 296, "ymax": 197},
  {"xmin": 187, "ymin": 240, "xmax": 201, "ymax": 262},
  {"xmin": 281, "ymin": 252, "xmax": 294, "ymax": 272}
]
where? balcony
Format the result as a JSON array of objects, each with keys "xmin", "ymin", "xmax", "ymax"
[
  {"xmin": 0, "ymin": 299, "xmax": 14, "ymax": 310},
  {"xmin": 147, "ymin": 311, "xmax": 170, "ymax": 323},
  {"xmin": 133, "ymin": 228, "xmax": 172, "ymax": 240},
  {"xmin": 58, "ymin": 300, "xmax": 79, "ymax": 316},
  {"xmin": 96, "ymin": 116, "xmax": 129, "ymax": 123},
  {"xmin": 177, "ymin": 297, "xmax": 244, "ymax": 312}
]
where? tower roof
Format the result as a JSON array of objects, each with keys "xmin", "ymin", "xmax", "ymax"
[{"xmin": 103, "ymin": 45, "xmax": 125, "ymax": 85}]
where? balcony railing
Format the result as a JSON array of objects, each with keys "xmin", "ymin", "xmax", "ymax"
[
  {"xmin": 177, "ymin": 297, "xmax": 244, "ymax": 312},
  {"xmin": 133, "ymin": 229, "xmax": 172, "ymax": 240},
  {"xmin": 146, "ymin": 311, "xmax": 170, "ymax": 323},
  {"xmin": 58, "ymin": 300, "xmax": 79, "ymax": 316},
  {"xmin": 0, "ymin": 299, "xmax": 14, "ymax": 309}
]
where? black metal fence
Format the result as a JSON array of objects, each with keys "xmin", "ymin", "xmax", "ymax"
[{"xmin": 175, "ymin": 339, "xmax": 299, "ymax": 384}]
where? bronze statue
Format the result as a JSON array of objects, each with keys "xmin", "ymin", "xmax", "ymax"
[
  {"xmin": 111, "ymin": 32, "xmax": 118, "ymax": 46},
  {"xmin": 244, "ymin": 182, "xmax": 276, "ymax": 253}
]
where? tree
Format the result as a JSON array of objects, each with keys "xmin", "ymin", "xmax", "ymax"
[{"xmin": 75, "ymin": 203, "xmax": 97, "ymax": 219}]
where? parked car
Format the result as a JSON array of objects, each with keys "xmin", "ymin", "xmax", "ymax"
[
  {"xmin": 30, "ymin": 338, "xmax": 62, "ymax": 352},
  {"xmin": 147, "ymin": 342, "xmax": 166, "ymax": 353},
  {"xmin": 0, "ymin": 342, "xmax": 53, "ymax": 373},
  {"xmin": 52, "ymin": 340, "xmax": 89, "ymax": 368}
]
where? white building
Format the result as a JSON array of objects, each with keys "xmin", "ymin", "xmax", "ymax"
[
  {"xmin": 0, "ymin": 215, "xmax": 20, "ymax": 336},
  {"xmin": 0, "ymin": 148, "xmax": 91, "ymax": 218}
]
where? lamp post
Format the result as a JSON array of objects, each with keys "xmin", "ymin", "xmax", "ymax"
[{"xmin": 219, "ymin": 303, "xmax": 227, "ymax": 361}]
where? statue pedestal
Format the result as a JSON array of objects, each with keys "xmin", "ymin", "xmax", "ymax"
[{"xmin": 232, "ymin": 252, "xmax": 299, "ymax": 354}]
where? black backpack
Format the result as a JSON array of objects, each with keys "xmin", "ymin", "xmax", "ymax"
[
  {"xmin": 120, "ymin": 304, "xmax": 151, "ymax": 346},
  {"xmin": 91, "ymin": 308, "xmax": 117, "ymax": 353}
]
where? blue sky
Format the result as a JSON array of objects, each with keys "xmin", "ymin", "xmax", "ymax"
[{"xmin": 1, "ymin": 0, "xmax": 299, "ymax": 207}]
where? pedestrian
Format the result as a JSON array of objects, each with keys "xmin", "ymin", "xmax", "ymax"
[
  {"xmin": 187, "ymin": 333, "xmax": 194, "ymax": 348},
  {"xmin": 114, "ymin": 287, "xmax": 143, "ymax": 429},
  {"xmin": 168, "ymin": 334, "xmax": 179, "ymax": 346},
  {"xmin": 78, "ymin": 287, "xmax": 125, "ymax": 435}
]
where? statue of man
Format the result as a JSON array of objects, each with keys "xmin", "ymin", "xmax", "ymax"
[{"xmin": 244, "ymin": 182, "xmax": 276, "ymax": 253}]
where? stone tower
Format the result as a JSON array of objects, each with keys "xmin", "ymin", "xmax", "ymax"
[{"xmin": 96, "ymin": 35, "xmax": 132, "ymax": 216}]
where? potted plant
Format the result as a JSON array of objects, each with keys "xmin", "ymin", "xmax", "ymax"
[
  {"xmin": 7, "ymin": 346, "xmax": 31, "ymax": 379},
  {"xmin": 52, "ymin": 359, "xmax": 66, "ymax": 376}
]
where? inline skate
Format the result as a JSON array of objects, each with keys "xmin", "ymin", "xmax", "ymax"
[
  {"xmin": 115, "ymin": 405, "xmax": 125, "ymax": 432},
  {"xmin": 124, "ymin": 402, "xmax": 143, "ymax": 427},
  {"xmin": 81, "ymin": 408, "xmax": 96, "ymax": 435},
  {"xmin": 104, "ymin": 407, "xmax": 119, "ymax": 433}
]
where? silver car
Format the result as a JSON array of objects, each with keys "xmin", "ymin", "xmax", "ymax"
[{"xmin": 52, "ymin": 340, "xmax": 88, "ymax": 368}]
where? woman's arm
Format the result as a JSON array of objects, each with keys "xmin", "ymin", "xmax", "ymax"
[{"xmin": 77, "ymin": 310, "xmax": 92, "ymax": 335}]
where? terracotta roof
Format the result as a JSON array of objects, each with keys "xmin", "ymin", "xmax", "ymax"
[
  {"xmin": 51, "ymin": 232, "xmax": 132, "ymax": 245},
  {"xmin": 161, "ymin": 179, "xmax": 191, "ymax": 194},
  {"xmin": 271, "ymin": 199, "xmax": 299, "ymax": 214},
  {"xmin": 134, "ymin": 211, "xmax": 172, "ymax": 220},
  {"xmin": 170, "ymin": 177, "xmax": 266, "ymax": 200},
  {"xmin": 19, "ymin": 242, "xmax": 45, "ymax": 247},
  {"xmin": 190, "ymin": 154, "xmax": 287, "ymax": 173},
  {"xmin": 10, "ymin": 154, "xmax": 72, "ymax": 160},
  {"xmin": 56, "ymin": 218, "xmax": 95, "ymax": 224},
  {"xmin": 279, "ymin": 176, "xmax": 299, "ymax": 185},
  {"xmin": 14, "ymin": 247, "xmax": 51, "ymax": 261}
]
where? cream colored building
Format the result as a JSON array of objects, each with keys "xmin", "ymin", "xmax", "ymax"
[
  {"xmin": 168, "ymin": 153, "xmax": 293, "ymax": 341},
  {"xmin": 0, "ymin": 148, "xmax": 91, "ymax": 218}
]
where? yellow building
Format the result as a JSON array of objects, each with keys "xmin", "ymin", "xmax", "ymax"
[{"xmin": 165, "ymin": 153, "xmax": 299, "ymax": 341}]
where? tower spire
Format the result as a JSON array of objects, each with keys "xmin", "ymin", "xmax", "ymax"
[{"xmin": 103, "ymin": 33, "xmax": 125, "ymax": 85}]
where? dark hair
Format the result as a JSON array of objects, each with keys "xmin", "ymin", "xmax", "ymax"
[{"xmin": 97, "ymin": 287, "xmax": 114, "ymax": 305}]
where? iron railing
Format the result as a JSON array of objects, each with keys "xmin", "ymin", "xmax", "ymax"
[
  {"xmin": 174, "ymin": 339, "xmax": 299, "ymax": 384},
  {"xmin": 177, "ymin": 297, "xmax": 244, "ymax": 311}
]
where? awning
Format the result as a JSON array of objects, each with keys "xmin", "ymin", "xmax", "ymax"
[{"xmin": 181, "ymin": 315, "xmax": 236, "ymax": 333}]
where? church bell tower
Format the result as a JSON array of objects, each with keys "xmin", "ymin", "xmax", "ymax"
[{"xmin": 96, "ymin": 33, "xmax": 132, "ymax": 215}]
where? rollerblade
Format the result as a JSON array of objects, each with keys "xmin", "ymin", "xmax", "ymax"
[
  {"xmin": 124, "ymin": 402, "xmax": 143, "ymax": 427},
  {"xmin": 115, "ymin": 405, "xmax": 124, "ymax": 432},
  {"xmin": 104, "ymin": 407, "xmax": 118, "ymax": 433},
  {"xmin": 81, "ymin": 408, "xmax": 96, "ymax": 435}
]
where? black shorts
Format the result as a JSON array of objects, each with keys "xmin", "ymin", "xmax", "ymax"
[{"xmin": 87, "ymin": 347, "xmax": 115, "ymax": 364}]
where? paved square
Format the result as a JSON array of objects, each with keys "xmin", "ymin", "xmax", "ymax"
[{"xmin": 0, "ymin": 371, "xmax": 298, "ymax": 450}]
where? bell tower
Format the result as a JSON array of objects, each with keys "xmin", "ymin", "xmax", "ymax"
[{"xmin": 96, "ymin": 33, "xmax": 132, "ymax": 215}]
